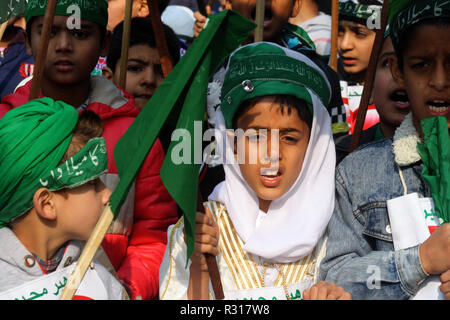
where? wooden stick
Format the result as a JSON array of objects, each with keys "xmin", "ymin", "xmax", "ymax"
[
  {"xmin": 29, "ymin": 0, "xmax": 58, "ymax": 101},
  {"xmin": 60, "ymin": 205, "xmax": 114, "ymax": 300},
  {"xmin": 149, "ymin": 0, "xmax": 173, "ymax": 78},
  {"xmin": 254, "ymin": 0, "xmax": 264, "ymax": 42},
  {"xmin": 329, "ymin": 0, "xmax": 339, "ymax": 71},
  {"xmin": 196, "ymin": 191, "xmax": 224, "ymax": 300},
  {"xmin": 119, "ymin": 0, "xmax": 133, "ymax": 89},
  {"xmin": 0, "ymin": 21, "xmax": 8, "ymax": 43},
  {"xmin": 349, "ymin": 0, "xmax": 389, "ymax": 153}
]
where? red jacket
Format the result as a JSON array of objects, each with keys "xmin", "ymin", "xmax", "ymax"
[{"xmin": 0, "ymin": 77, "xmax": 178, "ymax": 299}]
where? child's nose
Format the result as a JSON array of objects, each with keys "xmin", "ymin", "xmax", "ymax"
[
  {"xmin": 141, "ymin": 68, "xmax": 156, "ymax": 86},
  {"xmin": 55, "ymin": 31, "xmax": 73, "ymax": 52},
  {"xmin": 339, "ymin": 32, "xmax": 353, "ymax": 52},
  {"xmin": 429, "ymin": 63, "xmax": 449, "ymax": 91}
]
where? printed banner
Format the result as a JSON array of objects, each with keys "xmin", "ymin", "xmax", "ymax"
[
  {"xmin": 0, "ymin": 265, "xmax": 108, "ymax": 300},
  {"xmin": 224, "ymin": 280, "xmax": 313, "ymax": 300},
  {"xmin": 387, "ymin": 193, "xmax": 444, "ymax": 300}
]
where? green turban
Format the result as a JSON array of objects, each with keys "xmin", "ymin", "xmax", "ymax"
[
  {"xmin": 0, "ymin": 98, "xmax": 108, "ymax": 228},
  {"xmin": 220, "ymin": 42, "xmax": 331, "ymax": 129},
  {"xmin": 389, "ymin": 0, "xmax": 450, "ymax": 52},
  {"xmin": 26, "ymin": 0, "xmax": 108, "ymax": 29}
]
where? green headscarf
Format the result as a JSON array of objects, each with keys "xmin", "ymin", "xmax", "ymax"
[
  {"xmin": 220, "ymin": 42, "xmax": 331, "ymax": 129},
  {"xmin": 0, "ymin": 98, "xmax": 108, "ymax": 228},
  {"xmin": 389, "ymin": 0, "xmax": 450, "ymax": 52},
  {"xmin": 339, "ymin": 0, "xmax": 383, "ymax": 26},
  {"xmin": 26, "ymin": 0, "xmax": 108, "ymax": 29},
  {"xmin": 417, "ymin": 116, "xmax": 450, "ymax": 224}
]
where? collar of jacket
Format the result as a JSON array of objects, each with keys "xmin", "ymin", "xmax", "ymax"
[{"xmin": 392, "ymin": 112, "xmax": 422, "ymax": 167}]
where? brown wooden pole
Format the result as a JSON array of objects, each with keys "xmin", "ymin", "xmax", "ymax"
[
  {"xmin": 254, "ymin": 0, "xmax": 264, "ymax": 42},
  {"xmin": 149, "ymin": 0, "xmax": 173, "ymax": 78},
  {"xmin": 329, "ymin": 0, "xmax": 339, "ymax": 71},
  {"xmin": 349, "ymin": 0, "xmax": 389, "ymax": 153},
  {"xmin": 29, "ymin": 0, "xmax": 58, "ymax": 101},
  {"xmin": 119, "ymin": 0, "xmax": 133, "ymax": 89}
]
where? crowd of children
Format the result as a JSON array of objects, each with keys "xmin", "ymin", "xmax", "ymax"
[{"xmin": 0, "ymin": 0, "xmax": 448, "ymax": 301}]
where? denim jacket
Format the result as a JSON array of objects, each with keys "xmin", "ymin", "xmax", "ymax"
[{"xmin": 319, "ymin": 113, "xmax": 431, "ymax": 299}]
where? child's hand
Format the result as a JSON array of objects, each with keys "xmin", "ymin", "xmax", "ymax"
[
  {"xmin": 303, "ymin": 281, "xmax": 352, "ymax": 300},
  {"xmin": 187, "ymin": 206, "xmax": 219, "ymax": 273},
  {"xmin": 419, "ymin": 223, "xmax": 450, "ymax": 275},
  {"xmin": 193, "ymin": 6, "xmax": 212, "ymax": 38},
  {"xmin": 440, "ymin": 269, "xmax": 450, "ymax": 300}
]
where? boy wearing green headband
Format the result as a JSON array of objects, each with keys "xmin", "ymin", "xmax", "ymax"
[
  {"xmin": 160, "ymin": 42, "xmax": 351, "ymax": 300},
  {"xmin": 0, "ymin": 0, "xmax": 178, "ymax": 300},
  {"xmin": 0, "ymin": 98, "xmax": 125, "ymax": 300},
  {"xmin": 320, "ymin": 0, "xmax": 450, "ymax": 300}
]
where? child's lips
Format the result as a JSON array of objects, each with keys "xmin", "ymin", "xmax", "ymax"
[
  {"xmin": 260, "ymin": 167, "xmax": 282, "ymax": 188},
  {"xmin": 426, "ymin": 99, "xmax": 450, "ymax": 116},
  {"xmin": 342, "ymin": 57, "xmax": 357, "ymax": 66},
  {"xmin": 390, "ymin": 90, "xmax": 410, "ymax": 109},
  {"xmin": 54, "ymin": 59, "xmax": 74, "ymax": 71}
]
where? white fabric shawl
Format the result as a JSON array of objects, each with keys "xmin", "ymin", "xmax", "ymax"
[{"xmin": 209, "ymin": 92, "xmax": 336, "ymax": 263}]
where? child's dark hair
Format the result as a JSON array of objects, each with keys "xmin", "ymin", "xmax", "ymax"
[
  {"xmin": 395, "ymin": 18, "xmax": 450, "ymax": 70},
  {"xmin": 59, "ymin": 110, "xmax": 104, "ymax": 164},
  {"xmin": 26, "ymin": 17, "xmax": 107, "ymax": 44},
  {"xmin": 106, "ymin": 17, "xmax": 180, "ymax": 73},
  {"xmin": 232, "ymin": 95, "xmax": 313, "ymax": 131}
]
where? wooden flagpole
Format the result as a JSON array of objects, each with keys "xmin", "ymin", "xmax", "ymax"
[
  {"xmin": 329, "ymin": 0, "xmax": 339, "ymax": 71},
  {"xmin": 0, "ymin": 21, "xmax": 8, "ymax": 43},
  {"xmin": 119, "ymin": 0, "xmax": 133, "ymax": 89},
  {"xmin": 149, "ymin": 0, "xmax": 173, "ymax": 78},
  {"xmin": 61, "ymin": 0, "xmax": 134, "ymax": 300},
  {"xmin": 349, "ymin": 0, "xmax": 389, "ymax": 153},
  {"xmin": 29, "ymin": 0, "xmax": 58, "ymax": 100},
  {"xmin": 254, "ymin": 0, "xmax": 264, "ymax": 42}
]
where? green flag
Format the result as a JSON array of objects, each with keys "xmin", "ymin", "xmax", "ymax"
[
  {"xmin": 109, "ymin": 10, "xmax": 255, "ymax": 261},
  {"xmin": 0, "ymin": 0, "xmax": 28, "ymax": 24}
]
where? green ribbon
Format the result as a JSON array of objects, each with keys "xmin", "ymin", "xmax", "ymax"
[{"xmin": 416, "ymin": 116, "xmax": 450, "ymax": 224}]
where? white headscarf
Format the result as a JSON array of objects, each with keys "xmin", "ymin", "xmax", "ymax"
[{"xmin": 209, "ymin": 45, "xmax": 336, "ymax": 263}]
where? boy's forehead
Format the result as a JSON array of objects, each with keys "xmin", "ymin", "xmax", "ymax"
[{"xmin": 32, "ymin": 15, "xmax": 98, "ymax": 29}]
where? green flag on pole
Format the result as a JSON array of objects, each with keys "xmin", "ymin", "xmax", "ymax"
[
  {"xmin": 109, "ymin": 10, "xmax": 255, "ymax": 262},
  {"xmin": 0, "ymin": 0, "xmax": 28, "ymax": 24}
]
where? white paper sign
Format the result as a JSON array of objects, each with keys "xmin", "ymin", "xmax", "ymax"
[
  {"xmin": 224, "ymin": 280, "xmax": 313, "ymax": 300},
  {"xmin": 387, "ymin": 193, "xmax": 444, "ymax": 300},
  {"xmin": 0, "ymin": 265, "xmax": 108, "ymax": 300}
]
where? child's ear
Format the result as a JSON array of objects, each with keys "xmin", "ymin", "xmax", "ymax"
[
  {"xmin": 33, "ymin": 188, "xmax": 57, "ymax": 221},
  {"xmin": 135, "ymin": 0, "xmax": 150, "ymax": 17},
  {"xmin": 389, "ymin": 55, "xmax": 405, "ymax": 87},
  {"xmin": 291, "ymin": 0, "xmax": 302, "ymax": 18},
  {"xmin": 102, "ymin": 66, "xmax": 114, "ymax": 82}
]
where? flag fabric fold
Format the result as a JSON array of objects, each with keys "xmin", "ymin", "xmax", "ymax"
[
  {"xmin": 110, "ymin": 10, "xmax": 255, "ymax": 261},
  {"xmin": 0, "ymin": 0, "xmax": 28, "ymax": 24}
]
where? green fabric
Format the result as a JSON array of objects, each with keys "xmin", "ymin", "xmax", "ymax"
[
  {"xmin": 109, "ymin": 10, "xmax": 256, "ymax": 263},
  {"xmin": 417, "ymin": 116, "xmax": 450, "ymax": 224},
  {"xmin": 373, "ymin": 123, "xmax": 385, "ymax": 142},
  {"xmin": 26, "ymin": 0, "xmax": 108, "ymax": 28},
  {"xmin": 39, "ymin": 137, "xmax": 108, "ymax": 191},
  {"xmin": 282, "ymin": 23, "xmax": 316, "ymax": 52},
  {"xmin": 220, "ymin": 43, "xmax": 331, "ymax": 129},
  {"xmin": 389, "ymin": 0, "xmax": 450, "ymax": 51},
  {"xmin": 0, "ymin": 98, "xmax": 78, "ymax": 228},
  {"xmin": 339, "ymin": 0, "xmax": 382, "ymax": 24},
  {"xmin": 0, "ymin": 0, "xmax": 27, "ymax": 24}
]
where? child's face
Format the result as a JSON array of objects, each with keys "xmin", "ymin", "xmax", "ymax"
[
  {"xmin": 56, "ymin": 178, "xmax": 111, "ymax": 241},
  {"xmin": 391, "ymin": 24, "xmax": 450, "ymax": 135},
  {"xmin": 338, "ymin": 20, "xmax": 376, "ymax": 80},
  {"xmin": 28, "ymin": 16, "xmax": 107, "ymax": 88},
  {"xmin": 113, "ymin": 44, "xmax": 164, "ymax": 111},
  {"xmin": 227, "ymin": 0, "xmax": 300, "ymax": 41},
  {"xmin": 372, "ymin": 37, "xmax": 410, "ymax": 135},
  {"xmin": 234, "ymin": 96, "xmax": 310, "ymax": 212}
]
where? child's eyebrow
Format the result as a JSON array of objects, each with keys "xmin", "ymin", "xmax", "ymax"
[
  {"xmin": 247, "ymin": 126, "xmax": 302, "ymax": 133},
  {"xmin": 127, "ymin": 58, "xmax": 148, "ymax": 65}
]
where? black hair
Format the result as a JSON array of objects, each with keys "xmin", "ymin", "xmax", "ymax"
[
  {"xmin": 106, "ymin": 17, "xmax": 180, "ymax": 73},
  {"xmin": 232, "ymin": 95, "xmax": 313, "ymax": 131},
  {"xmin": 395, "ymin": 18, "xmax": 450, "ymax": 70},
  {"xmin": 25, "ymin": 16, "xmax": 107, "ymax": 44}
]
